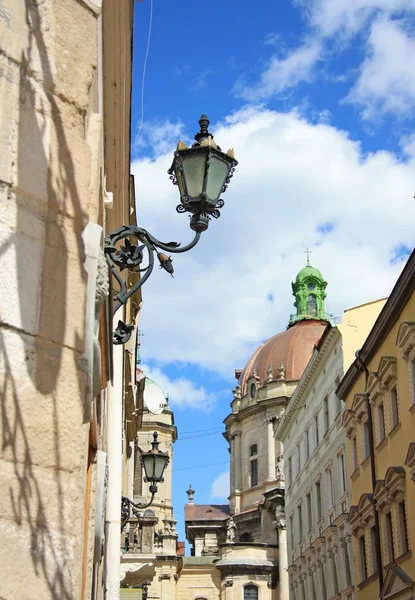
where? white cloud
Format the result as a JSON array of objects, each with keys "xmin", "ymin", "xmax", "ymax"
[
  {"xmin": 210, "ymin": 471, "xmax": 230, "ymax": 499},
  {"xmin": 132, "ymin": 107, "xmax": 415, "ymax": 379},
  {"xmin": 234, "ymin": 40, "xmax": 322, "ymax": 101},
  {"xmin": 296, "ymin": 0, "xmax": 415, "ymax": 37},
  {"xmin": 345, "ymin": 18, "xmax": 415, "ymax": 119},
  {"xmin": 240, "ymin": 2, "xmax": 415, "ymax": 117},
  {"xmin": 133, "ymin": 118, "xmax": 188, "ymax": 157},
  {"xmin": 140, "ymin": 364, "xmax": 217, "ymax": 412}
]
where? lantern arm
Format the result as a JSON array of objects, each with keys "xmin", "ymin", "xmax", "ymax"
[
  {"xmin": 104, "ymin": 225, "xmax": 202, "ymax": 345},
  {"xmin": 121, "ymin": 493, "xmax": 156, "ymax": 532},
  {"xmin": 144, "ymin": 229, "xmax": 202, "ymax": 254}
]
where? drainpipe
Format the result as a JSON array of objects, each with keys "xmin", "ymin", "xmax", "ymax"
[
  {"xmin": 105, "ymin": 327, "xmax": 124, "ymax": 600},
  {"xmin": 355, "ymin": 351, "xmax": 383, "ymax": 596}
]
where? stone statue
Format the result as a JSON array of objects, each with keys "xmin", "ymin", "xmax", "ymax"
[
  {"xmin": 226, "ymin": 517, "xmax": 236, "ymax": 543},
  {"xmin": 278, "ymin": 363, "xmax": 286, "ymax": 381},
  {"xmin": 276, "ymin": 454, "xmax": 285, "ymax": 481},
  {"xmin": 275, "ymin": 505, "xmax": 286, "ymax": 530},
  {"xmin": 265, "ymin": 364, "xmax": 274, "ymax": 383},
  {"xmin": 186, "ymin": 484, "xmax": 195, "ymax": 503}
]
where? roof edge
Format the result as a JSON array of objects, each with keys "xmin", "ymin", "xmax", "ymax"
[{"xmin": 337, "ymin": 250, "xmax": 415, "ymax": 400}]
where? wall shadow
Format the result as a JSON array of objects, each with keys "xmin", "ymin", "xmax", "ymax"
[{"xmin": 1, "ymin": 0, "xmax": 93, "ymax": 597}]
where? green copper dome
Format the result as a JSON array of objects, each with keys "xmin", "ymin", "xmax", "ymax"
[
  {"xmin": 295, "ymin": 264, "xmax": 324, "ymax": 284},
  {"xmin": 289, "ymin": 254, "xmax": 328, "ymax": 325}
]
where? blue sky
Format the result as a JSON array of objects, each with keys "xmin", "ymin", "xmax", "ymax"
[{"xmin": 131, "ymin": 0, "xmax": 415, "ymax": 545}]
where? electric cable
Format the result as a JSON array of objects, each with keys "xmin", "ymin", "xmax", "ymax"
[{"xmin": 134, "ymin": 0, "xmax": 154, "ymax": 148}]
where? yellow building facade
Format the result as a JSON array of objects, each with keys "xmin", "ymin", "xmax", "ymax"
[{"xmin": 339, "ymin": 250, "xmax": 415, "ymax": 600}]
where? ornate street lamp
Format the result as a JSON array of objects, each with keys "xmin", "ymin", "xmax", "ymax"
[
  {"xmin": 105, "ymin": 114, "xmax": 238, "ymax": 345},
  {"xmin": 121, "ymin": 432, "xmax": 169, "ymax": 531}
]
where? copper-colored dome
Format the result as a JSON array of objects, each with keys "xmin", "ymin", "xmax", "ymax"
[{"xmin": 239, "ymin": 320, "xmax": 328, "ymax": 395}]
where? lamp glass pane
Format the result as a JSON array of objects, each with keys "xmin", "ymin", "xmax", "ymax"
[
  {"xmin": 142, "ymin": 454, "xmax": 155, "ymax": 481},
  {"xmin": 153, "ymin": 453, "xmax": 168, "ymax": 480},
  {"xmin": 175, "ymin": 161, "xmax": 186, "ymax": 197},
  {"xmin": 206, "ymin": 156, "xmax": 229, "ymax": 202},
  {"xmin": 181, "ymin": 154, "xmax": 206, "ymax": 198}
]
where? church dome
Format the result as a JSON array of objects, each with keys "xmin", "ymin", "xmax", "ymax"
[
  {"xmin": 237, "ymin": 257, "xmax": 330, "ymax": 397},
  {"xmin": 238, "ymin": 320, "xmax": 327, "ymax": 395},
  {"xmin": 295, "ymin": 264, "xmax": 324, "ymax": 283}
]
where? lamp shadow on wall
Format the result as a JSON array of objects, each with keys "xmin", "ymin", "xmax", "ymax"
[{"xmin": 1, "ymin": 1, "xmax": 89, "ymax": 597}]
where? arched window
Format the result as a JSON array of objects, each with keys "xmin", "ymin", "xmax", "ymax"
[
  {"xmin": 249, "ymin": 445, "xmax": 258, "ymax": 487},
  {"xmin": 307, "ymin": 294, "xmax": 317, "ymax": 316},
  {"xmin": 240, "ymin": 532, "xmax": 253, "ymax": 543},
  {"xmin": 244, "ymin": 584, "xmax": 258, "ymax": 600}
]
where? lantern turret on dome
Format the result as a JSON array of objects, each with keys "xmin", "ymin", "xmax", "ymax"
[{"xmin": 289, "ymin": 254, "xmax": 328, "ymax": 325}]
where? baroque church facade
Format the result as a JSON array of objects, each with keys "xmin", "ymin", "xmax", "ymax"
[
  {"xmin": 121, "ymin": 260, "xmax": 334, "ymax": 600},
  {"xmin": 180, "ymin": 261, "xmax": 332, "ymax": 600}
]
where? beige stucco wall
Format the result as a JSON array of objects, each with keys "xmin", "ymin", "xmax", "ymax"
[
  {"xmin": 0, "ymin": 1, "xmax": 103, "ymax": 598},
  {"xmin": 343, "ymin": 290, "xmax": 415, "ymax": 600},
  {"xmin": 176, "ymin": 562, "xmax": 221, "ymax": 600}
]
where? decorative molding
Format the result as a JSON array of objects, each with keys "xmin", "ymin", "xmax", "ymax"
[{"xmin": 337, "ymin": 251, "xmax": 415, "ymax": 401}]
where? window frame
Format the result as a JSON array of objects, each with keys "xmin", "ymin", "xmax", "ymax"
[
  {"xmin": 397, "ymin": 500, "xmax": 409, "ymax": 556},
  {"xmin": 358, "ymin": 534, "xmax": 368, "ymax": 583},
  {"xmin": 351, "ymin": 434, "xmax": 359, "ymax": 472},
  {"xmin": 315, "ymin": 479, "xmax": 322, "ymax": 522},
  {"xmin": 377, "ymin": 401, "xmax": 386, "ymax": 444},
  {"xmin": 323, "ymin": 396, "xmax": 329, "ymax": 434},
  {"xmin": 362, "ymin": 420, "xmax": 370, "ymax": 461},
  {"xmin": 326, "ymin": 466, "xmax": 334, "ymax": 510},
  {"xmin": 243, "ymin": 584, "xmax": 259, "ymax": 600},
  {"xmin": 384, "ymin": 510, "xmax": 395, "ymax": 564},
  {"xmin": 389, "ymin": 383, "xmax": 399, "ymax": 430}
]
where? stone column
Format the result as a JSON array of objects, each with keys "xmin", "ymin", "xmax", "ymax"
[
  {"xmin": 309, "ymin": 568, "xmax": 317, "ymax": 600},
  {"xmin": 229, "ymin": 436, "xmax": 235, "ymax": 493},
  {"xmin": 234, "ymin": 433, "xmax": 242, "ymax": 492},
  {"xmin": 343, "ymin": 535, "xmax": 352, "ymax": 588},
  {"xmin": 327, "ymin": 549, "xmax": 338, "ymax": 597},
  {"xmin": 311, "ymin": 565, "xmax": 320, "ymax": 599},
  {"xmin": 267, "ymin": 418, "xmax": 276, "ymax": 481},
  {"xmin": 317, "ymin": 559, "xmax": 327, "ymax": 600},
  {"xmin": 276, "ymin": 508, "xmax": 289, "ymax": 600}
]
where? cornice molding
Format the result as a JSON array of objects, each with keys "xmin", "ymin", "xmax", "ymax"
[{"xmin": 337, "ymin": 250, "xmax": 415, "ymax": 400}]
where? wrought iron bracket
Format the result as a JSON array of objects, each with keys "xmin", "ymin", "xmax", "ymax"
[
  {"xmin": 121, "ymin": 491, "xmax": 156, "ymax": 531},
  {"xmin": 104, "ymin": 225, "xmax": 202, "ymax": 344}
]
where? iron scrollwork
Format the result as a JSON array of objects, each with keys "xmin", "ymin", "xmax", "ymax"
[
  {"xmin": 104, "ymin": 226, "xmax": 201, "ymax": 344},
  {"xmin": 121, "ymin": 494, "xmax": 156, "ymax": 532}
]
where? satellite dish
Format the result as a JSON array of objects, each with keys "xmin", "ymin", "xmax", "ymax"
[{"xmin": 143, "ymin": 378, "xmax": 166, "ymax": 415}]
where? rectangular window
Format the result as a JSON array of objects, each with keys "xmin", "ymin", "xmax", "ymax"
[
  {"xmin": 409, "ymin": 360, "xmax": 415, "ymax": 405},
  {"xmin": 338, "ymin": 453, "xmax": 346, "ymax": 497},
  {"xmin": 288, "ymin": 457, "xmax": 292, "ymax": 488},
  {"xmin": 385, "ymin": 511, "xmax": 395, "ymax": 563},
  {"xmin": 362, "ymin": 421, "xmax": 370, "ymax": 460},
  {"xmin": 352, "ymin": 436, "xmax": 359, "ymax": 472},
  {"xmin": 377, "ymin": 402, "xmax": 386, "ymax": 443},
  {"xmin": 306, "ymin": 493, "xmax": 312, "ymax": 532},
  {"xmin": 316, "ymin": 480, "xmax": 322, "ymax": 522},
  {"xmin": 304, "ymin": 429, "xmax": 309, "ymax": 461},
  {"xmin": 398, "ymin": 501, "xmax": 409, "ymax": 555},
  {"xmin": 315, "ymin": 414, "xmax": 320, "ymax": 447},
  {"xmin": 244, "ymin": 584, "xmax": 258, "ymax": 600},
  {"xmin": 370, "ymin": 526, "xmax": 377, "ymax": 576},
  {"xmin": 289, "ymin": 515, "xmax": 294, "ymax": 549},
  {"xmin": 335, "ymin": 376, "xmax": 342, "ymax": 417},
  {"xmin": 359, "ymin": 535, "xmax": 368, "ymax": 582},
  {"xmin": 324, "ymin": 396, "xmax": 329, "ymax": 434},
  {"xmin": 296, "ymin": 444, "xmax": 301, "ymax": 474},
  {"xmin": 298, "ymin": 504, "xmax": 303, "ymax": 541},
  {"xmin": 250, "ymin": 459, "xmax": 258, "ymax": 487},
  {"xmin": 390, "ymin": 384, "xmax": 399, "ymax": 429},
  {"xmin": 327, "ymin": 468, "xmax": 334, "ymax": 509}
]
